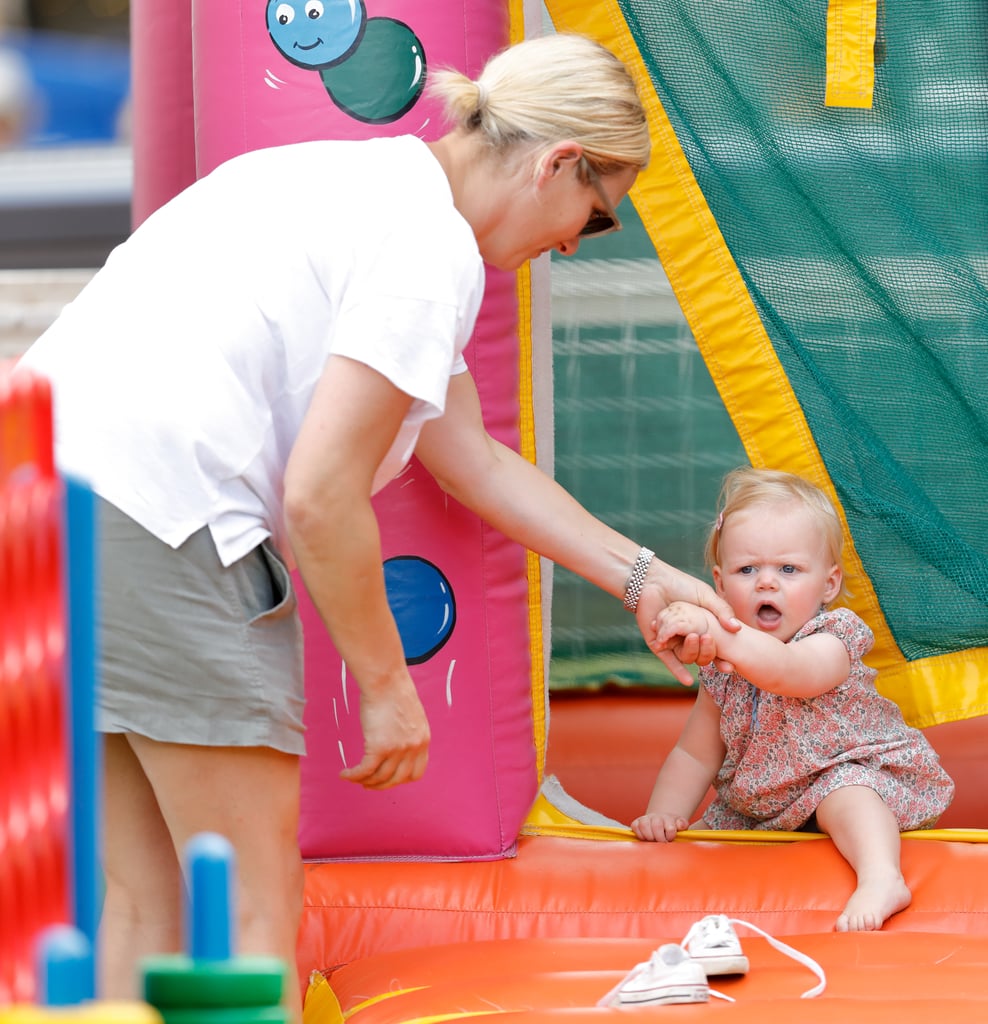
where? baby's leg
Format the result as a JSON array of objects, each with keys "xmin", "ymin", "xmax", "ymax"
[{"xmin": 815, "ymin": 785, "xmax": 911, "ymax": 932}]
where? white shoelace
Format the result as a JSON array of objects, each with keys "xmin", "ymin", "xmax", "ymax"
[{"xmin": 714, "ymin": 918, "xmax": 827, "ymax": 998}]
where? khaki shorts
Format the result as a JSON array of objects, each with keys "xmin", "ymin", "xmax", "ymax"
[{"xmin": 96, "ymin": 498, "xmax": 306, "ymax": 754}]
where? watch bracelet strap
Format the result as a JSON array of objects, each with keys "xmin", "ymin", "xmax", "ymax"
[{"xmin": 623, "ymin": 546, "xmax": 655, "ymax": 612}]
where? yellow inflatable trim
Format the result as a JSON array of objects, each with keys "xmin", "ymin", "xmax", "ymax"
[
  {"xmin": 304, "ymin": 974, "xmax": 437, "ymax": 1024},
  {"xmin": 378, "ymin": 1016, "xmax": 503, "ymax": 1024},
  {"xmin": 526, "ymin": 792, "xmax": 988, "ymax": 844},
  {"xmin": 0, "ymin": 1006, "xmax": 162, "ymax": 1024},
  {"xmin": 826, "ymin": 0, "xmax": 878, "ymax": 108}
]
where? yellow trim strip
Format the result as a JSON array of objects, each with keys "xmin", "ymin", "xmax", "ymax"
[
  {"xmin": 522, "ymin": 793, "xmax": 635, "ymax": 840},
  {"xmin": 389, "ymin": 1015, "xmax": 505, "ymax": 1024},
  {"xmin": 511, "ymin": 0, "xmax": 547, "ymax": 788},
  {"xmin": 826, "ymin": 0, "xmax": 878, "ymax": 108},
  {"xmin": 514, "ymin": 261, "xmax": 548, "ymax": 781},
  {"xmin": 879, "ymin": 647, "xmax": 988, "ymax": 728},
  {"xmin": 523, "ymin": 795, "xmax": 988, "ymax": 845},
  {"xmin": 525, "ymin": 822, "xmax": 988, "ymax": 846},
  {"xmin": 508, "ymin": 0, "xmax": 526, "ymax": 45},
  {"xmin": 346, "ymin": 988, "xmax": 430, "ymax": 1017}
]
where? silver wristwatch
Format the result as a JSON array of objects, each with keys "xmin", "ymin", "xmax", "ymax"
[{"xmin": 623, "ymin": 547, "xmax": 655, "ymax": 612}]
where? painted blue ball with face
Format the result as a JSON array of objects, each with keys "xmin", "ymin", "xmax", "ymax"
[{"xmin": 266, "ymin": 0, "xmax": 366, "ymax": 69}]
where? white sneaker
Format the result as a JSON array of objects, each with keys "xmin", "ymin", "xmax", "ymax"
[
  {"xmin": 681, "ymin": 914, "xmax": 749, "ymax": 976},
  {"xmin": 682, "ymin": 915, "xmax": 827, "ymax": 999},
  {"xmin": 598, "ymin": 944, "xmax": 710, "ymax": 1007}
]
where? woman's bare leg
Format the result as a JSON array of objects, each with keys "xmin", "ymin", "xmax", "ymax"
[
  {"xmin": 100, "ymin": 733, "xmax": 184, "ymax": 998},
  {"xmin": 101, "ymin": 733, "xmax": 305, "ymax": 1019},
  {"xmin": 815, "ymin": 785, "xmax": 911, "ymax": 932}
]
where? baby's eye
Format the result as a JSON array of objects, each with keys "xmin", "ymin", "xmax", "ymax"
[
  {"xmin": 781, "ymin": 564, "xmax": 798, "ymax": 574},
  {"xmin": 739, "ymin": 565, "xmax": 756, "ymax": 575}
]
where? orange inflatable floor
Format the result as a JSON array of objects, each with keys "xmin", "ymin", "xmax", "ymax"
[
  {"xmin": 300, "ymin": 831, "xmax": 988, "ymax": 1020},
  {"xmin": 304, "ymin": 931, "xmax": 988, "ymax": 1023}
]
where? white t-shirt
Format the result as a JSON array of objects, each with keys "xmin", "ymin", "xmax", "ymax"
[{"xmin": 20, "ymin": 136, "xmax": 485, "ymax": 567}]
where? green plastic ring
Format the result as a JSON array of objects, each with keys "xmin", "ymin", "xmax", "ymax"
[{"xmin": 142, "ymin": 955, "xmax": 286, "ymax": 1009}]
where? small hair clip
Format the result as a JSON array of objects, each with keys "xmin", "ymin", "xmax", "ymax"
[{"xmin": 715, "ymin": 511, "xmax": 724, "ymax": 531}]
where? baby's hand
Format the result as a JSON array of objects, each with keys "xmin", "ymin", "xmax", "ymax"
[
  {"xmin": 655, "ymin": 601, "xmax": 712, "ymax": 644},
  {"xmin": 631, "ymin": 811, "xmax": 689, "ymax": 843}
]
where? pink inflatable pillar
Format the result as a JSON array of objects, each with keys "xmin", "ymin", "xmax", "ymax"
[
  {"xmin": 164, "ymin": 0, "xmax": 536, "ymax": 861},
  {"xmin": 129, "ymin": 0, "xmax": 197, "ymax": 226}
]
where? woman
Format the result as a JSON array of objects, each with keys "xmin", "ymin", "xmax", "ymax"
[{"xmin": 18, "ymin": 32, "xmax": 737, "ymax": 1019}]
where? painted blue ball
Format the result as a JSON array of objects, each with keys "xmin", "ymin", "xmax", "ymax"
[{"xmin": 383, "ymin": 556, "xmax": 455, "ymax": 665}]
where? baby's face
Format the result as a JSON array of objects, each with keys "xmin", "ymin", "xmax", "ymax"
[{"xmin": 713, "ymin": 501, "xmax": 841, "ymax": 642}]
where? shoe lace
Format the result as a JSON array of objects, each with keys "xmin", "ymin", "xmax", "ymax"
[{"xmin": 723, "ymin": 918, "xmax": 827, "ymax": 998}]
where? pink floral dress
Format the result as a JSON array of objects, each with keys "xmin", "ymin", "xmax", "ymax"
[{"xmin": 698, "ymin": 608, "xmax": 954, "ymax": 832}]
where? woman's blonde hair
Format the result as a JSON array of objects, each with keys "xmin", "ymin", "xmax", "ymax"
[
  {"xmin": 705, "ymin": 467, "xmax": 847, "ymax": 600},
  {"xmin": 427, "ymin": 33, "xmax": 650, "ymax": 177}
]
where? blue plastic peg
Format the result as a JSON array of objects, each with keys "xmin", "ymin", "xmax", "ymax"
[
  {"xmin": 184, "ymin": 832, "xmax": 236, "ymax": 962},
  {"xmin": 37, "ymin": 923, "xmax": 94, "ymax": 1005}
]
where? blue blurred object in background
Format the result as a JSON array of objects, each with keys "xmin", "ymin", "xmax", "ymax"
[
  {"xmin": 0, "ymin": 29, "xmax": 132, "ymax": 268},
  {"xmin": 4, "ymin": 28, "xmax": 129, "ymax": 144}
]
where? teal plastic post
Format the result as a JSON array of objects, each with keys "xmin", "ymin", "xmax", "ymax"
[{"xmin": 63, "ymin": 475, "xmax": 100, "ymax": 959}]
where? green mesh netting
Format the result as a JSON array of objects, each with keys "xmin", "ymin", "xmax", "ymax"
[
  {"xmin": 547, "ymin": 220, "xmax": 745, "ymax": 688},
  {"xmin": 610, "ymin": 0, "xmax": 988, "ymax": 661}
]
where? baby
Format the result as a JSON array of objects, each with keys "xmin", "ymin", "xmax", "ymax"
[{"xmin": 633, "ymin": 467, "xmax": 954, "ymax": 931}]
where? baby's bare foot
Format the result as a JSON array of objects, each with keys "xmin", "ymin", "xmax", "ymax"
[{"xmin": 835, "ymin": 875, "xmax": 912, "ymax": 932}]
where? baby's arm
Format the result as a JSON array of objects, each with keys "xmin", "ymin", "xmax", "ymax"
[
  {"xmin": 656, "ymin": 602, "xmax": 851, "ymax": 699},
  {"xmin": 632, "ymin": 687, "xmax": 724, "ymax": 842}
]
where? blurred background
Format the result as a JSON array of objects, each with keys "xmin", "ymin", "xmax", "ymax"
[{"xmin": 0, "ymin": 0, "xmax": 130, "ymax": 271}]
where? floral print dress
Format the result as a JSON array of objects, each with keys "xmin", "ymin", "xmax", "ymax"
[{"xmin": 698, "ymin": 607, "xmax": 954, "ymax": 832}]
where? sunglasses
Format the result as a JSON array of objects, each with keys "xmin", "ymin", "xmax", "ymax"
[{"xmin": 579, "ymin": 157, "xmax": 623, "ymax": 238}]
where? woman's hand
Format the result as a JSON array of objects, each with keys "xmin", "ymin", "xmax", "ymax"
[
  {"xmin": 339, "ymin": 676, "xmax": 431, "ymax": 790},
  {"xmin": 634, "ymin": 561, "xmax": 739, "ymax": 682}
]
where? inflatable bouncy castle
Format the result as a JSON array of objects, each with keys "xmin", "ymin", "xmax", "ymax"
[
  {"xmin": 129, "ymin": 0, "xmax": 988, "ymax": 1015},
  {"xmin": 4, "ymin": 0, "xmax": 987, "ymax": 1020}
]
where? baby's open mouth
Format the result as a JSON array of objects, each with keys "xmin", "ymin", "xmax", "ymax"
[{"xmin": 756, "ymin": 603, "xmax": 783, "ymax": 628}]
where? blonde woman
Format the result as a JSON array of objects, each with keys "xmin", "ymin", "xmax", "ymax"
[
  {"xmin": 634, "ymin": 467, "xmax": 953, "ymax": 932},
  {"xmin": 19, "ymin": 33, "xmax": 737, "ymax": 1020}
]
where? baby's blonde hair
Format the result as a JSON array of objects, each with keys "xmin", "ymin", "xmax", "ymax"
[
  {"xmin": 705, "ymin": 467, "xmax": 847, "ymax": 601},
  {"xmin": 427, "ymin": 33, "xmax": 650, "ymax": 178}
]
